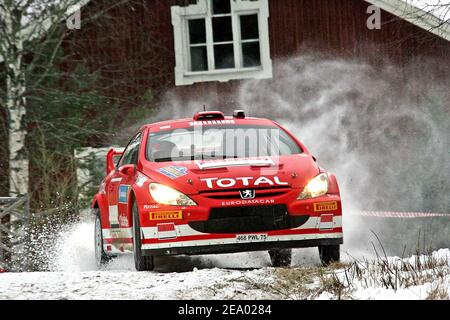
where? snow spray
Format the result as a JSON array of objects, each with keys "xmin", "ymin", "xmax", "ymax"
[
  {"xmin": 48, "ymin": 54, "xmax": 449, "ymax": 271},
  {"xmin": 146, "ymin": 54, "xmax": 450, "ymax": 259}
]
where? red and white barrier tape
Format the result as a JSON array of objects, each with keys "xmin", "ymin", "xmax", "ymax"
[{"xmin": 360, "ymin": 211, "xmax": 450, "ymax": 218}]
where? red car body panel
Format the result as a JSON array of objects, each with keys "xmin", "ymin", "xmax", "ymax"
[{"xmin": 92, "ymin": 115, "xmax": 343, "ymax": 256}]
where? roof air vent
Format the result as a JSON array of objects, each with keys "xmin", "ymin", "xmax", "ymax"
[
  {"xmin": 233, "ymin": 110, "xmax": 246, "ymax": 119},
  {"xmin": 193, "ymin": 111, "xmax": 225, "ymax": 121}
]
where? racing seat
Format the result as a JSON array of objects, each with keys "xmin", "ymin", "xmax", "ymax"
[{"xmin": 152, "ymin": 141, "xmax": 180, "ymax": 161}]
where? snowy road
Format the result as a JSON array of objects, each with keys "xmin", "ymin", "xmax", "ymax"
[
  {"xmin": 0, "ymin": 222, "xmax": 327, "ymax": 300},
  {"xmin": 1, "ymin": 221, "xmax": 450, "ymax": 300},
  {"xmin": 1, "ymin": 249, "xmax": 326, "ymax": 300},
  {"xmin": 0, "ymin": 266, "xmax": 292, "ymax": 300}
]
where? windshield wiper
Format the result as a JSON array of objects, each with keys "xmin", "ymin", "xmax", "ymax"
[
  {"xmin": 154, "ymin": 157, "xmax": 173, "ymax": 162},
  {"xmin": 154, "ymin": 155, "xmax": 197, "ymax": 162}
]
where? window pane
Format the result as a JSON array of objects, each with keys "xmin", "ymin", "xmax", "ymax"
[
  {"xmin": 242, "ymin": 42, "xmax": 261, "ymax": 67},
  {"xmin": 190, "ymin": 46, "xmax": 208, "ymax": 71},
  {"xmin": 212, "ymin": 0, "xmax": 231, "ymax": 14},
  {"xmin": 189, "ymin": 19, "xmax": 206, "ymax": 44},
  {"xmin": 214, "ymin": 44, "xmax": 235, "ymax": 69},
  {"xmin": 240, "ymin": 14, "xmax": 259, "ymax": 40},
  {"xmin": 212, "ymin": 17, "xmax": 233, "ymax": 42},
  {"xmin": 147, "ymin": 125, "xmax": 302, "ymax": 162},
  {"xmin": 120, "ymin": 133, "xmax": 141, "ymax": 166}
]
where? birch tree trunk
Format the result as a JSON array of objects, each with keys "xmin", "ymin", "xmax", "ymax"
[
  {"xmin": 3, "ymin": 4, "xmax": 28, "ymax": 196},
  {"xmin": 1, "ymin": 0, "xmax": 128, "ymax": 197}
]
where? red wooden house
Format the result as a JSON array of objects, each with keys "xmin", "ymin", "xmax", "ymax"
[
  {"xmin": 1, "ymin": 0, "xmax": 450, "ymax": 197},
  {"xmin": 63, "ymin": 0, "xmax": 450, "ymax": 111}
]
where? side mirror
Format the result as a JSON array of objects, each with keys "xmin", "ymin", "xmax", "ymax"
[
  {"xmin": 119, "ymin": 164, "xmax": 136, "ymax": 176},
  {"xmin": 106, "ymin": 148, "xmax": 123, "ymax": 175}
]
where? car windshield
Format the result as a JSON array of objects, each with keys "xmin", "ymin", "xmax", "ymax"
[{"xmin": 147, "ymin": 125, "xmax": 302, "ymax": 162}]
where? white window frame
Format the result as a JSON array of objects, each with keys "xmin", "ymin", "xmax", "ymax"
[{"xmin": 171, "ymin": 0, "xmax": 272, "ymax": 86}]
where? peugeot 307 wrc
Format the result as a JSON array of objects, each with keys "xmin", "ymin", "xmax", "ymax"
[{"xmin": 92, "ymin": 110, "xmax": 343, "ymax": 271}]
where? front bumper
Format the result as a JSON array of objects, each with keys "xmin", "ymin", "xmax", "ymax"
[
  {"xmin": 102, "ymin": 191, "xmax": 343, "ymax": 256},
  {"xmin": 139, "ymin": 211, "xmax": 343, "ymax": 256},
  {"xmin": 142, "ymin": 237, "xmax": 343, "ymax": 256}
]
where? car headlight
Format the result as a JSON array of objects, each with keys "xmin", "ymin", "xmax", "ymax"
[
  {"xmin": 149, "ymin": 183, "xmax": 197, "ymax": 206},
  {"xmin": 297, "ymin": 173, "xmax": 329, "ymax": 199}
]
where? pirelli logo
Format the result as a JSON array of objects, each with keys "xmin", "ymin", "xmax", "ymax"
[
  {"xmin": 314, "ymin": 201, "xmax": 338, "ymax": 212},
  {"xmin": 149, "ymin": 211, "xmax": 183, "ymax": 221}
]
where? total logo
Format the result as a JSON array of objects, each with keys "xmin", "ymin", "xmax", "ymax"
[{"xmin": 201, "ymin": 176, "xmax": 288, "ymax": 189}]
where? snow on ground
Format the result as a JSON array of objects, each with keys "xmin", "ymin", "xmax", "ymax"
[
  {"xmin": 321, "ymin": 249, "xmax": 450, "ymax": 300},
  {"xmin": 1, "ymin": 221, "xmax": 450, "ymax": 300},
  {"xmin": 0, "ymin": 267, "xmax": 276, "ymax": 300}
]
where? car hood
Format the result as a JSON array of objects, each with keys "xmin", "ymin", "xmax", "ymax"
[{"xmin": 142, "ymin": 155, "xmax": 320, "ymax": 195}]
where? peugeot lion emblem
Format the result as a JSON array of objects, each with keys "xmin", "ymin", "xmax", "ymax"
[{"xmin": 239, "ymin": 189, "xmax": 256, "ymax": 199}]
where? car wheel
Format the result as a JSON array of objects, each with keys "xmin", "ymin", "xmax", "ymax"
[
  {"xmin": 318, "ymin": 245, "xmax": 340, "ymax": 266},
  {"xmin": 268, "ymin": 249, "xmax": 292, "ymax": 267},
  {"xmin": 132, "ymin": 202, "xmax": 154, "ymax": 271},
  {"xmin": 94, "ymin": 208, "xmax": 111, "ymax": 268}
]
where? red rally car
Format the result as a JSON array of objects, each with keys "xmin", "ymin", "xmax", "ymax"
[{"xmin": 92, "ymin": 111, "xmax": 343, "ymax": 271}]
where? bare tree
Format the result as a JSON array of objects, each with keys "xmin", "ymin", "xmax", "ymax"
[
  {"xmin": 0, "ymin": 0, "xmax": 87, "ymax": 196},
  {"xmin": 400, "ymin": 0, "xmax": 450, "ymax": 30}
]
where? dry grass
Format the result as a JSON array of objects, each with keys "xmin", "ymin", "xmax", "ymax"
[
  {"xmin": 184, "ymin": 233, "xmax": 450, "ymax": 300},
  {"xmin": 322, "ymin": 233, "xmax": 450, "ymax": 299},
  {"xmin": 426, "ymin": 284, "xmax": 449, "ymax": 300},
  {"xmin": 317, "ymin": 267, "xmax": 351, "ymax": 299},
  {"xmin": 340, "ymin": 254, "xmax": 448, "ymax": 290},
  {"xmin": 184, "ymin": 250, "xmax": 450, "ymax": 300},
  {"xmin": 202, "ymin": 267, "xmax": 322, "ymax": 299},
  {"xmin": 224, "ymin": 264, "xmax": 353, "ymax": 300},
  {"xmin": 202, "ymin": 247, "xmax": 450, "ymax": 300}
]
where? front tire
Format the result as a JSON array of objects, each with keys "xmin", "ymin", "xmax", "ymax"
[
  {"xmin": 94, "ymin": 208, "xmax": 110, "ymax": 268},
  {"xmin": 268, "ymin": 249, "xmax": 292, "ymax": 267},
  {"xmin": 318, "ymin": 245, "xmax": 340, "ymax": 266},
  {"xmin": 132, "ymin": 202, "xmax": 154, "ymax": 271}
]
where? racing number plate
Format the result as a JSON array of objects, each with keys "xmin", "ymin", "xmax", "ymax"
[{"xmin": 236, "ymin": 233, "xmax": 268, "ymax": 242}]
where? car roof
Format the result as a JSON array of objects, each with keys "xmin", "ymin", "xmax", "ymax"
[{"xmin": 140, "ymin": 116, "xmax": 279, "ymax": 133}]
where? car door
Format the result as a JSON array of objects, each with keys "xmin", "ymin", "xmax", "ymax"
[
  {"xmin": 106, "ymin": 168, "xmax": 123, "ymax": 229},
  {"xmin": 116, "ymin": 132, "xmax": 142, "ymax": 230},
  {"xmin": 107, "ymin": 132, "xmax": 141, "ymax": 229}
]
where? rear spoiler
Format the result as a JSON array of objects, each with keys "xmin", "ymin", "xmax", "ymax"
[{"xmin": 106, "ymin": 148, "xmax": 124, "ymax": 175}]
